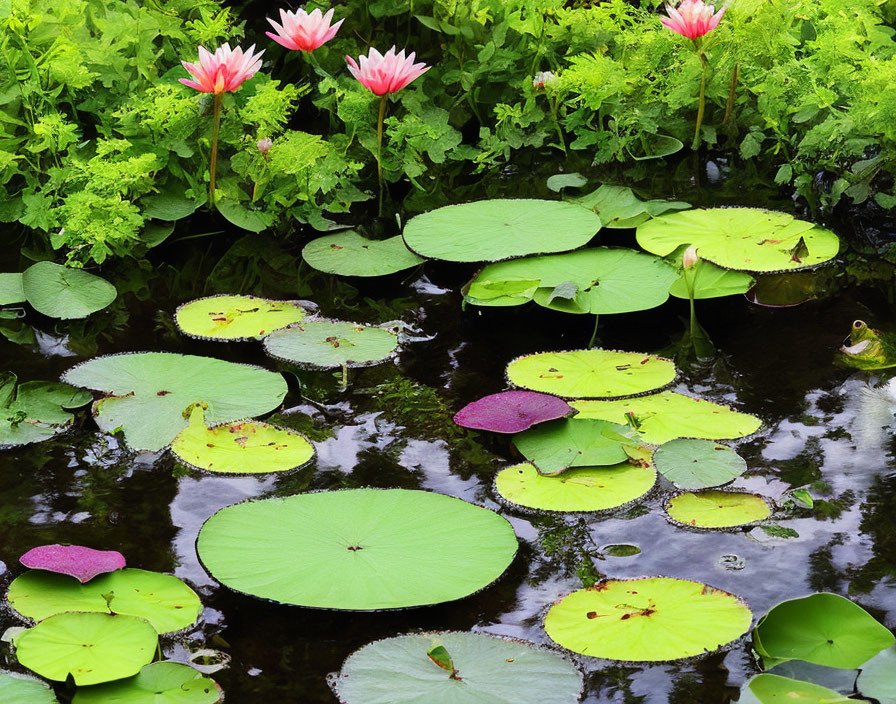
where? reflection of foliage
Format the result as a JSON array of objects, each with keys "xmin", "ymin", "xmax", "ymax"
[
  {"xmin": 531, "ymin": 516, "xmax": 604, "ymax": 587},
  {"xmin": 850, "ymin": 474, "xmax": 896, "ymax": 593}
]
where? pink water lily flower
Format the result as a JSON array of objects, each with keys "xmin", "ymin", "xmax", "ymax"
[
  {"xmin": 345, "ymin": 46, "xmax": 430, "ymax": 95},
  {"xmin": 180, "ymin": 43, "xmax": 264, "ymax": 94},
  {"xmin": 661, "ymin": 0, "xmax": 726, "ymax": 40},
  {"xmin": 267, "ymin": 7, "xmax": 344, "ymax": 52}
]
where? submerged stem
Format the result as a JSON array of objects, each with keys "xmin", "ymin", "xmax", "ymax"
[
  {"xmin": 376, "ymin": 94, "xmax": 388, "ymax": 216},
  {"xmin": 722, "ymin": 62, "xmax": 739, "ymax": 127},
  {"xmin": 340, "ymin": 364, "xmax": 348, "ymax": 391},
  {"xmin": 209, "ymin": 92, "xmax": 222, "ymax": 209},
  {"xmin": 692, "ymin": 51, "xmax": 709, "ymax": 149},
  {"xmin": 588, "ymin": 314, "xmax": 599, "ymax": 349}
]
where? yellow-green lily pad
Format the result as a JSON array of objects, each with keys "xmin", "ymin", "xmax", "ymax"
[
  {"xmin": 174, "ymin": 294, "xmax": 306, "ymax": 341},
  {"xmin": 665, "ymin": 490, "xmax": 771, "ymax": 529}
]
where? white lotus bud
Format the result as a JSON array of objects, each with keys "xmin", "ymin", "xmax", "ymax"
[{"xmin": 683, "ymin": 245, "xmax": 699, "ymax": 270}]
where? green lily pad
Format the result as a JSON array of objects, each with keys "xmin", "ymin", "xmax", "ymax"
[
  {"xmin": 174, "ymin": 294, "xmax": 306, "ymax": 340},
  {"xmin": 0, "ymin": 671, "xmax": 58, "ymax": 703},
  {"xmin": 197, "ymin": 489, "xmax": 517, "ymax": 610},
  {"xmin": 754, "ymin": 593, "xmax": 895, "ymax": 670},
  {"xmin": 402, "ymin": 199, "xmax": 601, "ymax": 263},
  {"xmin": 8, "ymin": 568, "xmax": 202, "ymax": 634},
  {"xmin": 668, "ymin": 255, "xmax": 756, "ymax": 300},
  {"xmin": 857, "ymin": 646, "xmax": 896, "ymax": 703},
  {"xmin": 141, "ymin": 190, "xmax": 203, "ymax": 221},
  {"xmin": 665, "ymin": 490, "xmax": 771, "ymax": 529},
  {"xmin": 14, "ymin": 612, "xmax": 157, "ymax": 686},
  {"xmin": 303, "ymin": 232, "xmax": 424, "ymax": 277},
  {"xmin": 0, "ymin": 273, "xmax": 25, "ymax": 305},
  {"xmin": 72, "ymin": 662, "xmax": 223, "ymax": 703},
  {"xmin": 61, "ymin": 352, "xmax": 288, "ymax": 452},
  {"xmin": 494, "ymin": 462, "xmax": 656, "ymax": 513},
  {"xmin": 170, "ymin": 404, "xmax": 314, "ymax": 475},
  {"xmin": 571, "ymin": 392, "xmax": 761, "ymax": 445},
  {"xmin": 568, "ymin": 184, "xmax": 690, "ymax": 229},
  {"xmin": 507, "ymin": 349, "xmax": 677, "ymax": 399},
  {"xmin": 544, "ymin": 577, "xmax": 752, "ymax": 661},
  {"xmin": 738, "ymin": 674, "xmax": 858, "ymax": 704},
  {"xmin": 636, "ymin": 208, "xmax": 839, "ymax": 273},
  {"xmin": 263, "ymin": 320, "xmax": 398, "ymax": 369},
  {"xmin": 464, "ymin": 248, "xmax": 678, "ymax": 315},
  {"xmin": 653, "ymin": 439, "xmax": 748, "ymax": 489},
  {"xmin": 329, "ymin": 631, "xmax": 584, "ymax": 704},
  {"xmin": 0, "ymin": 375, "xmax": 93, "ymax": 448},
  {"xmin": 513, "ymin": 418, "xmax": 637, "ymax": 476},
  {"xmin": 21, "ymin": 262, "xmax": 117, "ymax": 319}
]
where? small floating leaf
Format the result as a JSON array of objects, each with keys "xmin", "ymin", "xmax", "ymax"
[
  {"xmin": 0, "ymin": 379, "xmax": 93, "ymax": 448},
  {"xmin": 668, "ymin": 257, "xmax": 755, "ymax": 299},
  {"xmin": 603, "ymin": 544, "xmax": 642, "ymax": 557},
  {"xmin": 568, "ymin": 184, "xmax": 690, "ymax": 229},
  {"xmin": 21, "ymin": 261, "xmax": 117, "ymax": 319},
  {"xmin": 263, "ymin": 320, "xmax": 398, "ymax": 369},
  {"xmin": 303, "ymin": 232, "xmax": 424, "ymax": 277},
  {"xmin": 19, "ymin": 545, "xmax": 126, "ymax": 583},
  {"xmin": 72, "ymin": 662, "xmax": 223, "ymax": 704},
  {"xmin": 653, "ymin": 439, "xmax": 748, "ymax": 489},
  {"xmin": 513, "ymin": 418, "xmax": 638, "ymax": 475},
  {"xmin": 426, "ymin": 645, "xmax": 455, "ymax": 674},
  {"xmin": 0, "ymin": 671, "xmax": 58, "ymax": 703},
  {"xmin": 665, "ymin": 490, "xmax": 770, "ymax": 529},
  {"xmin": 544, "ymin": 577, "xmax": 752, "ymax": 661},
  {"xmin": 175, "ymin": 294, "xmax": 306, "ymax": 340},
  {"xmin": 453, "ymin": 391, "xmax": 576, "ymax": 434},
  {"xmin": 403, "ymin": 199, "xmax": 601, "ymax": 262},
  {"xmin": 739, "ymin": 674, "xmax": 857, "ymax": 704},
  {"xmin": 14, "ymin": 612, "xmax": 157, "ymax": 686}
]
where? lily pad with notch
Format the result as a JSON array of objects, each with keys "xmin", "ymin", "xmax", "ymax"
[
  {"xmin": 20, "ymin": 544, "xmax": 126, "ymax": 583},
  {"xmin": 737, "ymin": 674, "xmax": 859, "ymax": 704},
  {"xmin": 665, "ymin": 490, "xmax": 771, "ymax": 529},
  {"xmin": 263, "ymin": 320, "xmax": 398, "ymax": 369},
  {"xmin": 506, "ymin": 349, "xmax": 677, "ymax": 399},
  {"xmin": 653, "ymin": 439, "xmax": 749, "ymax": 489},
  {"xmin": 303, "ymin": 231, "xmax": 424, "ymax": 277},
  {"xmin": 544, "ymin": 577, "xmax": 752, "ymax": 661},
  {"xmin": 174, "ymin": 294, "xmax": 307, "ymax": 340},
  {"xmin": 328, "ymin": 631, "xmax": 584, "ymax": 704},
  {"xmin": 72, "ymin": 662, "xmax": 223, "ymax": 704},
  {"xmin": 0, "ymin": 374, "xmax": 92, "ymax": 448},
  {"xmin": 453, "ymin": 391, "xmax": 576, "ymax": 434},
  {"xmin": 0, "ymin": 671, "xmax": 58, "ymax": 704},
  {"xmin": 21, "ymin": 261, "xmax": 117, "ymax": 319},
  {"xmin": 60, "ymin": 352, "xmax": 288, "ymax": 452},
  {"xmin": 402, "ymin": 199, "xmax": 601, "ymax": 263},
  {"xmin": 196, "ymin": 489, "xmax": 517, "ymax": 610}
]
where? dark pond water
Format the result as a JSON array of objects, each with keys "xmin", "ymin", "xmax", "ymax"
[{"xmin": 0, "ymin": 157, "xmax": 895, "ymax": 702}]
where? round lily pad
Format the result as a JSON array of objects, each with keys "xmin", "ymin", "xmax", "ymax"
[
  {"xmin": 197, "ymin": 489, "xmax": 518, "ymax": 610},
  {"xmin": 544, "ymin": 577, "xmax": 752, "ymax": 661},
  {"xmin": 263, "ymin": 320, "xmax": 398, "ymax": 369},
  {"xmin": 513, "ymin": 418, "xmax": 637, "ymax": 476},
  {"xmin": 754, "ymin": 593, "xmax": 895, "ymax": 670},
  {"xmin": 403, "ymin": 199, "xmax": 601, "ymax": 263},
  {"xmin": 464, "ymin": 247, "xmax": 678, "ymax": 314},
  {"xmin": 14, "ymin": 612, "xmax": 157, "ymax": 686},
  {"xmin": 665, "ymin": 490, "xmax": 771, "ymax": 529},
  {"xmin": 174, "ymin": 294, "xmax": 307, "ymax": 340},
  {"xmin": 19, "ymin": 545, "xmax": 126, "ymax": 583},
  {"xmin": 303, "ymin": 232, "xmax": 424, "ymax": 277},
  {"xmin": 571, "ymin": 392, "xmax": 761, "ymax": 446},
  {"xmin": 739, "ymin": 673, "xmax": 855, "ymax": 704},
  {"xmin": 329, "ymin": 631, "xmax": 583, "ymax": 704},
  {"xmin": 170, "ymin": 405, "xmax": 314, "ymax": 475},
  {"xmin": 653, "ymin": 439, "xmax": 748, "ymax": 489},
  {"xmin": 494, "ymin": 462, "xmax": 656, "ymax": 513},
  {"xmin": 60, "ymin": 352, "xmax": 288, "ymax": 452},
  {"xmin": 636, "ymin": 208, "xmax": 839, "ymax": 273},
  {"xmin": 857, "ymin": 646, "xmax": 896, "ymax": 703},
  {"xmin": 0, "ymin": 671, "xmax": 58, "ymax": 703},
  {"xmin": 0, "ymin": 377, "xmax": 93, "ymax": 448},
  {"xmin": 72, "ymin": 662, "xmax": 223, "ymax": 704},
  {"xmin": 8, "ymin": 568, "xmax": 202, "ymax": 634},
  {"xmin": 0, "ymin": 273, "xmax": 25, "ymax": 305},
  {"xmin": 506, "ymin": 349, "xmax": 677, "ymax": 399},
  {"xmin": 453, "ymin": 391, "xmax": 576, "ymax": 434},
  {"xmin": 21, "ymin": 261, "xmax": 117, "ymax": 319}
]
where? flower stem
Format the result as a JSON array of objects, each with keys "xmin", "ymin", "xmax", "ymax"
[
  {"xmin": 376, "ymin": 94, "xmax": 387, "ymax": 216},
  {"xmin": 550, "ymin": 97, "xmax": 567, "ymax": 155},
  {"xmin": 209, "ymin": 92, "xmax": 222, "ymax": 210},
  {"xmin": 722, "ymin": 62, "xmax": 739, "ymax": 127},
  {"xmin": 588, "ymin": 314, "xmax": 599, "ymax": 349},
  {"xmin": 692, "ymin": 51, "xmax": 708, "ymax": 149}
]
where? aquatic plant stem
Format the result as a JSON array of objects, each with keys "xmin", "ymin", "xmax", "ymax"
[
  {"xmin": 588, "ymin": 315, "xmax": 599, "ymax": 349},
  {"xmin": 550, "ymin": 97, "xmax": 567, "ymax": 155},
  {"xmin": 723, "ymin": 62, "xmax": 739, "ymax": 127},
  {"xmin": 692, "ymin": 48, "xmax": 709, "ymax": 149},
  {"xmin": 209, "ymin": 93, "xmax": 222, "ymax": 210},
  {"xmin": 376, "ymin": 94, "xmax": 387, "ymax": 216},
  {"xmin": 340, "ymin": 364, "xmax": 348, "ymax": 391}
]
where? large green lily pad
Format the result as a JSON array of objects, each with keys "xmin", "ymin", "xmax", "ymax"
[
  {"xmin": 754, "ymin": 593, "xmax": 895, "ymax": 669},
  {"xmin": 21, "ymin": 262, "xmax": 117, "ymax": 319},
  {"xmin": 463, "ymin": 248, "xmax": 678, "ymax": 315},
  {"xmin": 170, "ymin": 405, "xmax": 314, "ymax": 475},
  {"xmin": 263, "ymin": 320, "xmax": 398, "ymax": 369},
  {"xmin": 72, "ymin": 662, "xmax": 223, "ymax": 704},
  {"xmin": 402, "ymin": 199, "xmax": 601, "ymax": 263},
  {"xmin": 197, "ymin": 489, "xmax": 517, "ymax": 610},
  {"xmin": 544, "ymin": 577, "xmax": 752, "ymax": 661},
  {"xmin": 513, "ymin": 418, "xmax": 637, "ymax": 475},
  {"xmin": 329, "ymin": 631, "xmax": 583, "ymax": 704},
  {"xmin": 8, "ymin": 568, "xmax": 202, "ymax": 634},
  {"xmin": 738, "ymin": 674, "xmax": 858, "ymax": 704},
  {"xmin": 857, "ymin": 646, "xmax": 896, "ymax": 703},
  {"xmin": 636, "ymin": 208, "xmax": 839, "ymax": 273},
  {"xmin": 174, "ymin": 294, "xmax": 306, "ymax": 340},
  {"xmin": 507, "ymin": 349, "xmax": 677, "ymax": 399},
  {"xmin": 571, "ymin": 392, "xmax": 761, "ymax": 445},
  {"xmin": 60, "ymin": 352, "xmax": 288, "ymax": 452},
  {"xmin": 0, "ymin": 671, "xmax": 58, "ymax": 703},
  {"xmin": 665, "ymin": 490, "xmax": 770, "ymax": 529},
  {"xmin": 495, "ymin": 462, "xmax": 656, "ymax": 513},
  {"xmin": 303, "ymin": 232, "xmax": 424, "ymax": 277},
  {"xmin": 653, "ymin": 439, "xmax": 749, "ymax": 489},
  {"xmin": 0, "ymin": 273, "xmax": 25, "ymax": 305},
  {"xmin": 14, "ymin": 612, "xmax": 157, "ymax": 686},
  {"xmin": 0, "ymin": 375, "xmax": 92, "ymax": 448}
]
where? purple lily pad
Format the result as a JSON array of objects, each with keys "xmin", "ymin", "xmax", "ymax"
[
  {"xmin": 19, "ymin": 544, "xmax": 126, "ymax": 583},
  {"xmin": 454, "ymin": 391, "xmax": 576, "ymax": 433}
]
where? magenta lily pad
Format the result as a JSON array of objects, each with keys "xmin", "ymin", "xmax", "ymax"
[
  {"xmin": 20, "ymin": 545, "xmax": 126, "ymax": 583},
  {"xmin": 453, "ymin": 391, "xmax": 576, "ymax": 434}
]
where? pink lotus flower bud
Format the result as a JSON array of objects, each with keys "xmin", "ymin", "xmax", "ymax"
[
  {"xmin": 683, "ymin": 245, "xmax": 699, "ymax": 269},
  {"xmin": 266, "ymin": 7, "xmax": 344, "ymax": 52},
  {"xmin": 256, "ymin": 138, "xmax": 273, "ymax": 156},
  {"xmin": 661, "ymin": 0, "xmax": 726, "ymax": 40},
  {"xmin": 345, "ymin": 46, "xmax": 430, "ymax": 96},
  {"xmin": 532, "ymin": 71, "xmax": 558, "ymax": 90},
  {"xmin": 180, "ymin": 43, "xmax": 264, "ymax": 94}
]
